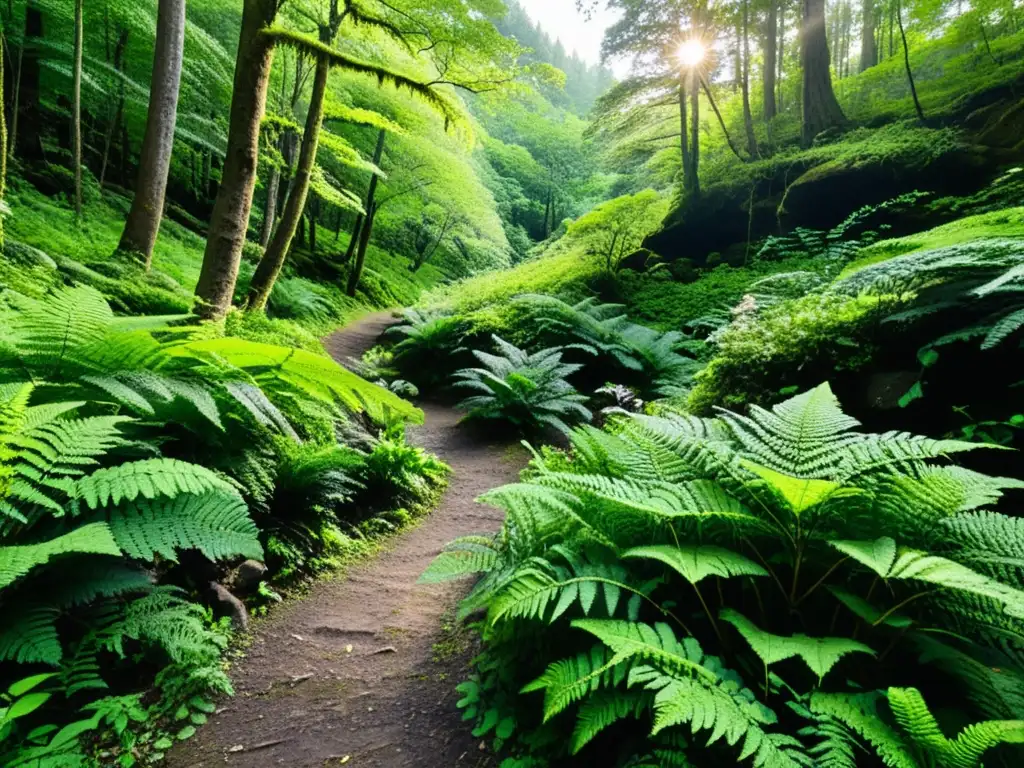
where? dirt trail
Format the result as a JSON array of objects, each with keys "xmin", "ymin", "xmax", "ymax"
[{"xmin": 170, "ymin": 312, "xmax": 523, "ymax": 768}]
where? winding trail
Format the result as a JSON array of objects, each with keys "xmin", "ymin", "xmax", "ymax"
[{"xmin": 170, "ymin": 312, "xmax": 524, "ymax": 768}]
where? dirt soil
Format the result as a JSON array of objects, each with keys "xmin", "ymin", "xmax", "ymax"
[{"xmin": 169, "ymin": 312, "xmax": 524, "ymax": 768}]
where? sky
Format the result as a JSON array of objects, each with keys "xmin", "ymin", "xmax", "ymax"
[{"xmin": 516, "ymin": 0, "xmax": 629, "ymax": 76}]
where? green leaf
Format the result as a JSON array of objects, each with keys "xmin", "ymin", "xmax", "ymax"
[
  {"xmin": 7, "ymin": 673, "xmax": 57, "ymax": 698},
  {"xmin": 0, "ymin": 524, "xmax": 121, "ymax": 590},
  {"xmin": 898, "ymin": 382, "xmax": 924, "ymax": 408},
  {"xmin": 496, "ymin": 716, "xmax": 516, "ymax": 740},
  {"xmin": 175, "ymin": 725, "xmax": 196, "ymax": 740},
  {"xmin": 720, "ymin": 609, "xmax": 874, "ymax": 680},
  {"xmin": 1, "ymin": 692, "xmax": 51, "ymax": 723},
  {"xmin": 742, "ymin": 461, "xmax": 852, "ymax": 514},
  {"xmin": 829, "ymin": 537, "xmax": 897, "ymax": 576},
  {"xmin": 917, "ymin": 348, "xmax": 940, "ymax": 368},
  {"xmin": 621, "ymin": 544, "xmax": 767, "ymax": 585}
]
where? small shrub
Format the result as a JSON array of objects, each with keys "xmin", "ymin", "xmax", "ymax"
[{"xmin": 453, "ymin": 335, "xmax": 592, "ymax": 434}]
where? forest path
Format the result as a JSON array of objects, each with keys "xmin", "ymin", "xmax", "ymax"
[{"xmin": 169, "ymin": 311, "xmax": 524, "ymax": 768}]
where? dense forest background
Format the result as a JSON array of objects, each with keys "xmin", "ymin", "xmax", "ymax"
[{"xmin": 1, "ymin": 0, "xmax": 1024, "ymax": 765}]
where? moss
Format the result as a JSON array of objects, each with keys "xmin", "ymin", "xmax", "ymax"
[{"xmin": 687, "ymin": 293, "xmax": 891, "ymax": 413}]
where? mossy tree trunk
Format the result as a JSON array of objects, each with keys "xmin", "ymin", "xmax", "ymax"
[
  {"xmin": 678, "ymin": 73, "xmax": 693, "ymax": 196},
  {"xmin": 194, "ymin": 0, "xmax": 279, "ymax": 320},
  {"xmin": 342, "ymin": 213, "xmax": 362, "ymax": 263},
  {"xmin": 346, "ymin": 128, "xmax": 385, "ymax": 297},
  {"xmin": 118, "ymin": 0, "xmax": 186, "ymax": 267},
  {"xmin": 800, "ymin": 0, "xmax": 846, "ymax": 145},
  {"xmin": 72, "ymin": 0, "xmax": 83, "ymax": 218},
  {"xmin": 247, "ymin": 50, "xmax": 330, "ymax": 311}
]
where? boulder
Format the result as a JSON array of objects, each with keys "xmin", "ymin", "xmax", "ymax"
[
  {"xmin": 207, "ymin": 582, "xmax": 250, "ymax": 632},
  {"xmin": 227, "ymin": 559, "xmax": 268, "ymax": 593}
]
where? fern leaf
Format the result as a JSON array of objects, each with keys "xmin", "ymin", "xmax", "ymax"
[
  {"xmin": 0, "ymin": 523, "xmax": 121, "ymax": 589},
  {"xmin": 719, "ymin": 609, "xmax": 874, "ymax": 680},
  {"xmin": 981, "ymin": 308, "xmax": 1024, "ymax": 349},
  {"xmin": 521, "ymin": 643, "xmax": 627, "ymax": 722},
  {"xmin": 808, "ymin": 692, "xmax": 918, "ymax": 768},
  {"xmin": 73, "ymin": 458, "xmax": 235, "ymax": 509},
  {"xmin": 419, "ymin": 537, "xmax": 500, "ymax": 583},
  {"xmin": 102, "ymin": 490, "xmax": 261, "ymax": 562},
  {"xmin": 0, "ymin": 603, "xmax": 62, "ymax": 664},
  {"xmin": 621, "ymin": 544, "xmax": 767, "ymax": 585},
  {"xmin": 888, "ymin": 686, "xmax": 1024, "ymax": 768},
  {"xmin": 570, "ymin": 689, "xmax": 651, "ymax": 753}
]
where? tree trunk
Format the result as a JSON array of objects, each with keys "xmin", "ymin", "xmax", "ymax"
[
  {"xmin": 800, "ymin": 0, "xmax": 846, "ymax": 145},
  {"xmin": 678, "ymin": 74, "xmax": 693, "ymax": 195},
  {"xmin": 259, "ymin": 160, "xmax": 280, "ymax": 247},
  {"xmin": 896, "ymin": 0, "xmax": 925, "ymax": 122},
  {"xmin": 194, "ymin": 0, "xmax": 279, "ymax": 320},
  {"xmin": 778, "ymin": 0, "xmax": 786, "ymax": 112},
  {"xmin": 0, "ymin": 13, "xmax": 7, "ymax": 242},
  {"xmin": 99, "ymin": 28, "xmax": 129, "ymax": 189},
  {"xmin": 347, "ymin": 129, "xmax": 386, "ymax": 297},
  {"xmin": 118, "ymin": 0, "xmax": 186, "ymax": 267},
  {"xmin": 72, "ymin": 0, "xmax": 83, "ymax": 217},
  {"xmin": 764, "ymin": 0, "xmax": 778, "ymax": 121},
  {"xmin": 15, "ymin": 2, "xmax": 43, "ymax": 160},
  {"xmin": 742, "ymin": 0, "xmax": 759, "ymax": 158},
  {"xmin": 247, "ymin": 53, "xmax": 329, "ymax": 311},
  {"xmin": 689, "ymin": 68, "xmax": 700, "ymax": 196},
  {"xmin": 309, "ymin": 196, "xmax": 318, "ymax": 255},
  {"xmin": 342, "ymin": 213, "xmax": 362, "ymax": 263}
]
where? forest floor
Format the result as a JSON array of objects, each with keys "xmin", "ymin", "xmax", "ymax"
[{"xmin": 168, "ymin": 312, "xmax": 526, "ymax": 768}]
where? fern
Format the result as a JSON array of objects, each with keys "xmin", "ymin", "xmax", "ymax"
[
  {"xmin": 453, "ymin": 336, "xmax": 592, "ymax": 434},
  {"xmin": 720, "ymin": 609, "xmax": 874, "ymax": 680},
  {"xmin": 0, "ymin": 524, "xmax": 121, "ymax": 590},
  {"xmin": 888, "ymin": 686, "xmax": 1024, "ymax": 768},
  {"xmin": 72, "ymin": 458, "xmax": 235, "ymax": 510},
  {"xmin": 102, "ymin": 490, "xmax": 262, "ymax": 562}
]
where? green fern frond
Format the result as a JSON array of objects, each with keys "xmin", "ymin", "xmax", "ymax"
[
  {"xmin": 807, "ymin": 691, "xmax": 918, "ymax": 768},
  {"xmin": 0, "ymin": 523, "xmax": 121, "ymax": 590},
  {"xmin": 521, "ymin": 643, "xmax": 628, "ymax": 721},
  {"xmin": 888, "ymin": 686, "xmax": 1024, "ymax": 768},
  {"xmin": 621, "ymin": 544, "xmax": 767, "ymax": 585},
  {"xmin": 102, "ymin": 490, "xmax": 261, "ymax": 562},
  {"xmin": 720, "ymin": 609, "xmax": 874, "ymax": 680},
  {"xmin": 570, "ymin": 688, "xmax": 652, "ymax": 753},
  {"xmin": 73, "ymin": 458, "xmax": 236, "ymax": 510},
  {"xmin": 419, "ymin": 536, "xmax": 500, "ymax": 583},
  {"xmin": 172, "ymin": 338, "xmax": 422, "ymax": 424},
  {"xmin": 0, "ymin": 603, "xmax": 62, "ymax": 664}
]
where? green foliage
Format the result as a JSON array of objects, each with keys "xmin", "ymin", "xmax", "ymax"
[
  {"xmin": 453, "ymin": 336, "xmax": 592, "ymax": 434},
  {"xmin": 427, "ymin": 383, "xmax": 1024, "ymax": 766}
]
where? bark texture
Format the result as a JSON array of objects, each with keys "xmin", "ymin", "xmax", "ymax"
[
  {"xmin": 247, "ymin": 53, "xmax": 329, "ymax": 311},
  {"xmin": 801, "ymin": 0, "xmax": 846, "ymax": 145},
  {"xmin": 194, "ymin": 0, "xmax": 278, "ymax": 319},
  {"xmin": 118, "ymin": 0, "xmax": 186, "ymax": 266}
]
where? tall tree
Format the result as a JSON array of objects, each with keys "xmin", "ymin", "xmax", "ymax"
[
  {"xmin": 246, "ymin": 1, "xmax": 343, "ymax": 312},
  {"xmin": 72, "ymin": 0, "xmax": 83, "ymax": 218},
  {"xmin": 194, "ymin": 0, "xmax": 281, "ymax": 319},
  {"xmin": 117, "ymin": 0, "xmax": 186, "ymax": 267},
  {"xmin": 741, "ymin": 0, "xmax": 759, "ymax": 157},
  {"xmin": 764, "ymin": 0, "xmax": 778, "ymax": 121},
  {"xmin": 346, "ymin": 128, "xmax": 385, "ymax": 297},
  {"xmin": 800, "ymin": 0, "xmax": 846, "ymax": 144},
  {"xmin": 896, "ymin": 0, "xmax": 925, "ymax": 121}
]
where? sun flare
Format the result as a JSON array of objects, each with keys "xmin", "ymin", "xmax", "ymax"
[{"xmin": 676, "ymin": 39, "xmax": 706, "ymax": 68}]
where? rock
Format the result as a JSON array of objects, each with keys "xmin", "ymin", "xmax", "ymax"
[
  {"xmin": 228, "ymin": 559, "xmax": 267, "ymax": 593},
  {"xmin": 4, "ymin": 240, "xmax": 57, "ymax": 269},
  {"xmin": 207, "ymin": 582, "xmax": 249, "ymax": 632},
  {"xmin": 616, "ymin": 248, "xmax": 655, "ymax": 273}
]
